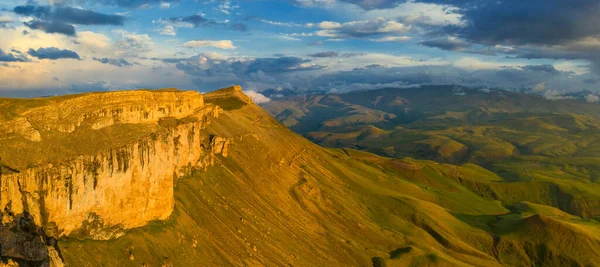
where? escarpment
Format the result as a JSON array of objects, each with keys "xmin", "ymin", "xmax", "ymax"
[
  {"xmin": 0, "ymin": 89, "xmax": 204, "ymax": 140},
  {"xmin": 0, "ymin": 88, "xmax": 235, "ymax": 243}
]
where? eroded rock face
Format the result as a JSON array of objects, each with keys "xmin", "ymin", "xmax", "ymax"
[
  {"xmin": 0, "ymin": 89, "xmax": 233, "ymax": 240},
  {"xmin": 0, "ymin": 90, "xmax": 205, "ymax": 141}
]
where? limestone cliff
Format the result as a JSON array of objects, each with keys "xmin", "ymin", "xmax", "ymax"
[{"xmin": 0, "ymin": 88, "xmax": 234, "ymax": 243}]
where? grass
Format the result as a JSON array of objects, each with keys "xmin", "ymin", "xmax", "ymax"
[{"xmin": 6, "ymin": 86, "xmax": 600, "ymax": 266}]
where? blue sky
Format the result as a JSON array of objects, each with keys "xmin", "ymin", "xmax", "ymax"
[{"xmin": 0, "ymin": 0, "xmax": 599, "ymax": 102}]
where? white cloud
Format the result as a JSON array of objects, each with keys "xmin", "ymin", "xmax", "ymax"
[
  {"xmin": 160, "ymin": 3, "xmax": 171, "ymax": 9},
  {"xmin": 543, "ymin": 89, "xmax": 572, "ymax": 100},
  {"xmin": 244, "ymin": 90, "xmax": 271, "ymax": 104},
  {"xmin": 585, "ymin": 94, "xmax": 599, "ymax": 103},
  {"xmin": 260, "ymin": 19, "xmax": 306, "ymax": 27},
  {"xmin": 77, "ymin": 31, "xmax": 111, "ymax": 49},
  {"xmin": 371, "ymin": 36, "xmax": 411, "ymax": 42},
  {"xmin": 182, "ymin": 40, "xmax": 237, "ymax": 49},
  {"xmin": 217, "ymin": 1, "xmax": 239, "ymax": 15},
  {"xmin": 0, "ymin": 16, "xmax": 15, "ymax": 24},
  {"xmin": 274, "ymin": 35, "xmax": 302, "ymax": 41},
  {"xmin": 532, "ymin": 82, "xmax": 547, "ymax": 92},
  {"xmin": 294, "ymin": 0, "xmax": 335, "ymax": 7},
  {"xmin": 113, "ymin": 30, "xmax": 155, "ymax": 57},
  {"xmin": 452, "ymin": 57, "xmax": 522, "ymax": 70},
  {"xmin": 157, "ymin": 24, "xmax": 176, "ymax": 36},
  {"xmin": 311, "ymin": 52, "xmax": 449, "ymax": 72}
]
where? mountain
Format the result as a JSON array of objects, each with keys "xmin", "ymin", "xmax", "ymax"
[{"xmin": 0, "ymin": 86, "xmax": 599, "ymax": 266}]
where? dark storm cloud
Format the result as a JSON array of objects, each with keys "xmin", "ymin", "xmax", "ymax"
[
  {"xmin": 28, "ymin": 47, "xmax": 80, "ymax": 60},
  {"xmin": 340, "ymin": 0, "xmax": 600, "ymax": 47},
  {"xmin": 14, "ymin": 5, "xmax": 125, "ymax": 25},
  {"xmin": 93, "ymin": 57, "xmax": 133, "ymax": 67},
  {"xmin": 24, "ymin": 20, "xmax": 76, "ymax": 36},
  {"xmin": 340, "ymin": 0, "xmax": 600, "ymax": 73},
  {"xmin": 0, "ymin": 49, "xmax": 28, "ymax": 62},
  {"xmin": 443, "ymin": 0, "xmax": 600, "ymax": 47}
]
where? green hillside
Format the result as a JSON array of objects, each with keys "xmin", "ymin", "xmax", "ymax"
[{"xmin": 57, "ymin": 87, "xmax": 600, "ymax": 266}]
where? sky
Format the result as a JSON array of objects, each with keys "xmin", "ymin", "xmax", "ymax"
[{"xmin": 0, "ymin": 0, "xmax": 600, "ymax": 101}]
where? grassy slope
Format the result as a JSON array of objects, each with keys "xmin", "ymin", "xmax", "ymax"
[
  {"xmin": 264, "ymin": 87, "xmax": 600, "ymax": 220},
  {"xmin": 59, "ymin": 91, "xmax": 600, "ymax": 266}
]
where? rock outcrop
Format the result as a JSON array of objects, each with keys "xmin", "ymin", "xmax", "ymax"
[
  {"xmin": 0, "ymin": 89, "xmax": 233, "ymax": 241},
  {"xmin": 0, "ymin": 90, "xmax": 205, "ymax": 141}
]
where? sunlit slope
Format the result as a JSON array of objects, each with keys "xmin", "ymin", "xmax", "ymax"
[
  {"xmin": 60, "ymin": 89, "xmax": 600, "ymax": 266},
  {"xmin": 265, "ymin": 86, "xmax": 600, "ymax": 220}
]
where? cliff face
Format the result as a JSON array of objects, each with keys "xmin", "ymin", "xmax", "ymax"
[{"xmin": 0, "ymin": 89, "xmax": 231, "ymax": 240}]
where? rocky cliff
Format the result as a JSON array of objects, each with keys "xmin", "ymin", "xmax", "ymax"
[{"xmin": 0, "ymin": 88, "xmax": 234, "ymax": 264}]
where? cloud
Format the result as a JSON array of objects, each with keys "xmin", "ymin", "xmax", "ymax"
[
  {"xmin": 585, "ymin": 94, "xmax": 599, "ymax": 103},
  {"xmin": 85, "ymin": 0, "xmax": 179, "ymax": 8},
  {"xmin": 0, "ymin": 49, "xmax": 28, "ymax": 62},
  {"xmin": 14, "ymin": 5, "xmax": 126, "ymax": 26},
  {"xmin": 308, "ymin": 51, "xmax": 339, "ymax": 58},
  {"xmin": 28, "ymin": 47, "xmax": 80, "ymax": 60},
  {"xmin": 216, "ymin": 0, "xmax": 239, "ymax": 15},
  {"xmin": 244, "ymin": 90, "xmax": 271, "ymax": 103},
  {"xmin": 292, "ymin": 0, "xmax": 335, "ymax": 7},
  {"xmin": 419, "ymin": 37, "xmax": 511, "ymax": 56},
  {"xmin": 543, "ymin": 90, "xmax": 572, "ymax": 100},
  {"xmin": 155, "ymin": 24, "xmax": 176, "ymax": 36},
  {"xmin": 532, "ymin": 82, "xmax": 547, "ymax": 92},
  {"xmin": 315, "ymin": 17, "xmax": 410, "ymax": 38},
  {"xmin": 259, "ymin": 19, "xmax": 306, "ymax": 27},
  {"xmin": 24, "ymin": 20, "xmax": 76, "ymax": 36},
  {"xmin": 330, "ymin": 0, "xmax": 600, "ymax": 75},
  {"xmin": 307, "ymin": 51, "xmax": 363, "ymax": 58},
  {"xmin": 181, "ymin": 40, "xmax": 237, "ymax": 49},
  {"xmin": 93, "ymin": 57, "xmax": 133, "ymax": 67},
  {"xmin": 338, "ymin": 0, "xmax": 403, "ymax": 9},
  {"xmin": 163, "ymin": 53, "xmax": 324, "ymax": 90},
  {"xmin": 405, "ymin": 0, "xmax": 600, "ymax": 73},
  {"xmin": 156, "ymin": 50, "xmax": 593, "ymax": 94},
  {"xmin": 0, "ymin": 15, "xmax": 15, "ymax": 27},
  {"xmin": 371, "ymin": 36, "xmax": 411, "ymax": 42},
  {"xmin": 168, "ymin": 14, "xmax": 213, "ymax": 27},
  {"xmin": 13, "ymin": 5, "xmax": 125, "ymax": 36},
  {"xmin": 155, "ymin": 13, "xmax": 247, "ymax": 36},
  {"xmin": 521, "ymin": 65, "xmax": 560, "ymax": 75},
  {"xmin": 246, "ymin": 57, "xmax": 324, "ymax": 74},
  {"xmin": 113, "ymin": 30, "xmax": 154, "ymax": 56},
  {"xmin": 434, "ymin": 0, "xmax": 600, "ymax": 47},
  {"xmin": 420, "ymin": 37, "xmax": 470, "ymax": 52}
]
